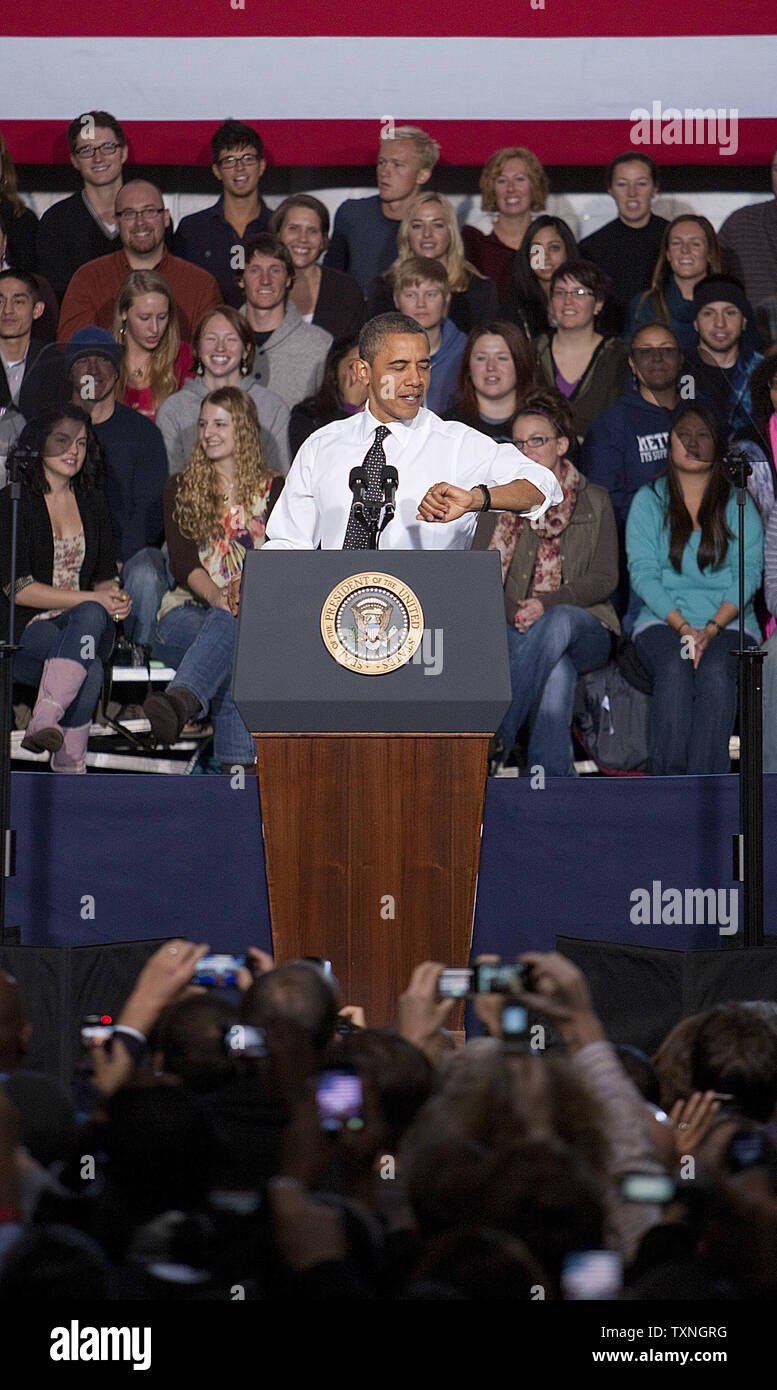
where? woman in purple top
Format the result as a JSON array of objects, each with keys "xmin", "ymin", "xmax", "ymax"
[{"xmin": 533, "ymin": 260, "xmax": 630, "ymax": 442}]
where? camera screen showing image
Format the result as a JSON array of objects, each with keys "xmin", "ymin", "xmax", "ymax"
[
  {"xmin": 224, "ymin": 1024, "xmax": 267, "ymax": 1059},
  {"xmin": 561, "ymin": 1250, "xmax": 622, "ymax": 1301},
  {"xmin": 437, "ymin": 968, "xmax": 473, "ymax": 999},
  {"xmin": 80, "ymin": 1021, "xmax": 114, "ymax": 1050},
  {"xmin": 316, "ymin": 1069, "xmax": 364, "ymax": 1133},
  {"xmin": 473, "ymin": 961, "xmax": 531, "ymax": 995},
  {"xmin": 621, "ymin": 1173, "xmax": 676, "ymax": 1203},
  {"xmin": 192, "ymin": 954, "xmax": 246, "ymax": 988},
  {"xmin": 501, "ymin": 1002, "xmax": 529, "ymax": 1037}
]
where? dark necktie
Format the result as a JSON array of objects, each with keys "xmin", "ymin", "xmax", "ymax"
[{"xmin": 342, "ymin": 425, "xmax": 391, "ymax": 550}]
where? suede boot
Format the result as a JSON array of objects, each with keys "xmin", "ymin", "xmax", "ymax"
[
  {"xmin": 51, "ymin": 724, "xmax": 90, "ymax": 774},
  {"xmin": 143, "ymin": 686, "xmax": 201, "ymax": 744},
  {"xmin": 22, "ymin": 658, "xmax": 88, "ymax": 754}
]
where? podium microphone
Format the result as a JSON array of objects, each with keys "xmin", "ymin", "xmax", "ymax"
[
  {"xmin": 348, "ymin": 465, "xmax": 368, "ymax": 521},
  {"xmin": 380, "ymin": 464, "xmax": 399, "ymax": 521},
  {"xmin": 376, "ymin": 465, "xmax": 399, "ymax": 546}
]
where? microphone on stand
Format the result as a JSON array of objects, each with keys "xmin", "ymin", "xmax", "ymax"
[
  {"xmin": 722, "ymin": 446, "xmax": 752, "ymax": 490},
  {"xmin": 348, "ymin": 465, "xmax": 368, "ymax": 525},
  {"xmin": 380, "ymin": 464, "xmax": 399, "ymax": 523},
  {"xmin": 376, "ymin": 465, "xmax": 399, "ymax": 547},
  {"xmin": 5, "ymin": 442, "xmax": 37, "ymax": 484}
]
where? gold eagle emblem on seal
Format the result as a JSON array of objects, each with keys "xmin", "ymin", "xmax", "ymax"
[{"xmin": 320, "ymin": 572, "xmax": 424, "ymax": 675}]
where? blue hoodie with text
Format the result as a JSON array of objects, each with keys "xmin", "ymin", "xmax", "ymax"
[{"xmin": 580, "ymin": 380, "xmax": 673, "ymax": 529}]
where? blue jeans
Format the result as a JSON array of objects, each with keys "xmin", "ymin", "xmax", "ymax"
[
  {"xmin": 497, "ymin": 605, "xmax": 612, "ymax": 776},
  {"xmin": 122, "ymin": 547, "xmax": 171, "ymax": 648},
  {"xmin": 761, "ymin": 629, "xmax": 777, "ymax": 773},
  {"xmin": 635, "ymin": 622, "xmax": 744, "ymax": 775},
  {"xmin": 155, "ymin": 604, "xmax": 255, "ymax": 764},
  {"xmin": 15, "ymin": 602, "xmax": 114, "ymax": 726}
]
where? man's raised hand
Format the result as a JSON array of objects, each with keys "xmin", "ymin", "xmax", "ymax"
[{"xmin": 416, "ymin": 482, "xmax": 475, "ymax": 524}]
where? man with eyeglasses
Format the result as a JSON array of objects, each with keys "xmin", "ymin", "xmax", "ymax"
[
  {"xmin": 174, "ymin": 121, "xmax": 271, "ymax": 303},
  {"xmin": 58, "ymin": 180, "xmax": 220, "ymax": 343},
  {"xmin": 582, "ymin": 324, "xmax": 685, "ymax": 531},
  {"xmin": 36, "ymin": 112, "xmax": 127, "ymax": 304}
]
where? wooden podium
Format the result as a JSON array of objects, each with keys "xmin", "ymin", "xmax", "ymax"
[{"xmin": 233, "ymin": 552, "xmax": 511, "ymax": 1025}]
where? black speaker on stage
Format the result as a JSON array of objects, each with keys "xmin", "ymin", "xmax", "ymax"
[{"xmin": 557, "ymin": 937, "xmax": 777, "ymax": 1055}]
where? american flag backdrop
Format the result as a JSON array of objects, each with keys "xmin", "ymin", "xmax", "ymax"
[{"xmin": 1, "ymin": 0, "xmax": 776, "ymax": 167}]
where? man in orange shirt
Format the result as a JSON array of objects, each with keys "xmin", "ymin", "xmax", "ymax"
[{"xmin": 58, "ymin": 180, "xmax": 221, "ymax": 342}]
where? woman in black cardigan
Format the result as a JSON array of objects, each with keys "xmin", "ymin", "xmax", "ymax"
[
  {"xmin": 1, "ymin": 406, "xmax": 126, "ymax": 772},
  {"xmin": 269, "ymin": 195, "xmax": 366, "ymax": 342}
]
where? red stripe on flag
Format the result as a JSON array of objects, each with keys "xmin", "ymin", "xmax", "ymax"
[
  {"xmin": 4, "ymin": 119, "xmax": 776, "ymax": 168},
  {"xmin": 3, "ymin": 0, "xmax": 774, "ymax": 36}
]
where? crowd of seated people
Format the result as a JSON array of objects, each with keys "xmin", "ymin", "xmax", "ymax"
[
  {"xmin": 1, "ymin": 111, "xmax": 777, "ymax": 777},
  {"xmin": 2, "ymin": 944, "xmax": 777, "ymax": 1300}
]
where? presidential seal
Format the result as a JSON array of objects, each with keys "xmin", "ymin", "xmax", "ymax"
[{"xmin": 320, "ymin": 572, "xmax": 424, "ymax": 675}]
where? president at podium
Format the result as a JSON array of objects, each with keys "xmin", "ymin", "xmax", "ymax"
[{"xmin": 263, "ymin": 312, "xmax": 561, "ymax": 551}]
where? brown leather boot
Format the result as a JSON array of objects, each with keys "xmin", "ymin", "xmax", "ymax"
[{"xmin": 142, "ymin": 686, "xmax": 201, "ymax": 744}]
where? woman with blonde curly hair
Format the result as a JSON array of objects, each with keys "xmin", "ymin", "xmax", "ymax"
[
  {"xmin": 462, "ymin": 147, "xmax": 549, "ymax": 303},
  {"xmin": 113, "ymin": 269, "xmax": 193, "ymax": 420},
  {"xmin": 141, "ymin": 386, "xmax": 282, "ymax": 769},
  {"xmin": 0, "ymin": 130, "xmax": 39, "ymax": 272},
  {"xmin": 367, "ymin": 192, "xmax": 500, "ymax": 334}
]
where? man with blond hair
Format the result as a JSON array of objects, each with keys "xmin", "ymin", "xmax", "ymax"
[{"xmin": 325, "ymin": 126, "xmax": 439, "ymax": 291}]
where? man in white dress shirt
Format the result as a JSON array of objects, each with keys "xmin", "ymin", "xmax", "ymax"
[
  {"xmin": 262, "ymin": 312, "xmax": 562, "ymax": 552},
  {"xmin": 142, "ymin": 314, "xmax": 561, "ymax": 760}
]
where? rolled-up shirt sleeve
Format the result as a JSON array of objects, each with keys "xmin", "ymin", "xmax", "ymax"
[
  {"xmin": 263, "ymin": 443, "xmax": 320, "ymax": 550},
  {"xmin": 474, "ymin": 441, "xmax": 563, "ymax": 520}
]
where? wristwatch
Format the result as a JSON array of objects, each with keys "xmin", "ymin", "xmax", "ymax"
[{"xmin": 474, "ymin": 483, "xmax": 491, "ymax": 512}]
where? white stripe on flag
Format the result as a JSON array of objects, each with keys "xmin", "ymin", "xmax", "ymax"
[{"xmin": 1, "ymin": 36, "xmax": 775, "ymax": 121}]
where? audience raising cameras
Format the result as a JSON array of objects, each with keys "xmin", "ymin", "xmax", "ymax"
[{"xmin": 6, "ymin": 942, "xmax": 777, "ymax": 1301}]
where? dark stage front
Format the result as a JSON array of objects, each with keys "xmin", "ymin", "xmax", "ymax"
[
  {"xmin": 6, "ymin": 771, "xmax": 773, "ymax": 954},
  {"xmin": 2, "ymin": 772, "xmax": 776, "ymax": 1071}
]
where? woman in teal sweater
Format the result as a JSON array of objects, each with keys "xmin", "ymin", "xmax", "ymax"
[{"xmin": 626, "ymin": 403, "xmax": 763, "ymax": 774}]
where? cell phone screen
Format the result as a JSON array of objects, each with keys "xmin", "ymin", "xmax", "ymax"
[
  {"xmin": 562, "ymin": 1250, "xmax": 622, "ymax": 1301},
  {"xmin": 80, "ymin": 1024, "xmax": 114, "ymax": 1050},
  {"xmin": 192, "ymin": 954, "xmax": 246, "ymax": 988},
  {"xmin": 437, "ymin": 968, "xmax": 473, "ymax": 999},
  {"xmin": 621, "ymin": 1173, "xmax": 676, "ymax": 1203},
  {"xmin": 316, "ymin": 1070, "xmax": 364, "ymax": 1132},
  {"xmin": 501, "ymin": 1003, "xmax": 529, "ymax": 1036}
]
